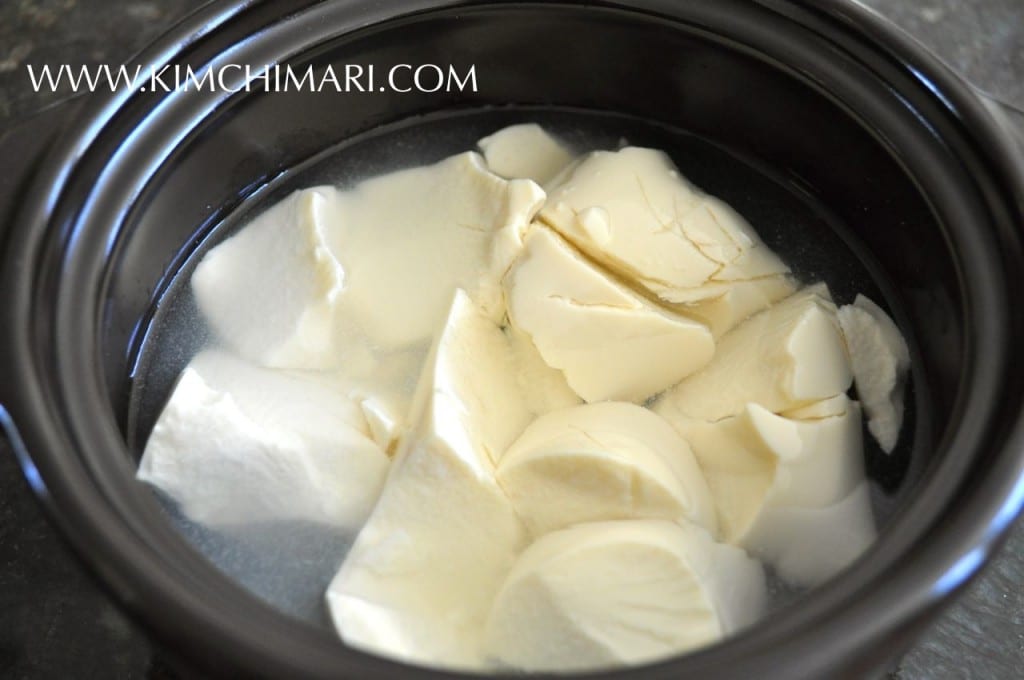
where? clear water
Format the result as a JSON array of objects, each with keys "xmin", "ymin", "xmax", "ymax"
[{"xmin": 125, "ymin": 107, "xmax": 917, "ymax": 629}]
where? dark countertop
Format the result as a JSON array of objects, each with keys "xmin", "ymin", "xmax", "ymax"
[{"xmin": 1, "ymin": 1, "xmax": 1022, "ymax": 678}]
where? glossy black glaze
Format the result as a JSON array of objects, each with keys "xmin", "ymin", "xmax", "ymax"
[{"xmin": 0, "ymin": 1, "xmax": 1022, "ymax": 678}]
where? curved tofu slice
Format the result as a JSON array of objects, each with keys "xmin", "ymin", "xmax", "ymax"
[
  {"xmin": 677, "ymin": 397, "xmax": 875, "ymax": 586},
  {"xmin": 478, "ymin": 123, "xmax": 575, "ymax": 185},
  {"xmin": 505, "ymin": 226, "xmax": 714, "ymax": 403},
  {"xmin": 192, "ymin": 187, "xmax": 345, "ymax": 369},
  {"xmin": 330, "ymin": 152, "xmax": 545, "ymax": 349},
  {"xmin": 497, "ymin": 402, "xmax": 716, "ymax": 536},
  {"xmin": 138, "ymin": 350, "xmax": 389, "ymax": 529},
  {"xmin": 655, "ymin": 285, "xmax": 851, "ymax": 422},
  {"xmin": 539, "ymin": 147, "xmax": 788, "ymax": 302},
  {"xmin": 838, "ymin": 294, "xmax": 911, "ymax": 453},
  {"xmin": 484, "ymin": 520, "xmax": 765, "ymax": 672},
  {"xmin": 326, "ymin": 290, "xmax": 528, "ymax": 670}
]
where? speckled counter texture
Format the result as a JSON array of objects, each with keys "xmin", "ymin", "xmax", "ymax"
[{"xmin": 1, "ymin": 1, "xmax": 1022, "ymax": 678}]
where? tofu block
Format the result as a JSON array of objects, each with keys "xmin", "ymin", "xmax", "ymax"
[
  {"xmin": 478, "ymin": 123, "xmax": 575, "ymax": 185},
  {"xmin": 138, "ymin": 350, "xmax": 389, "ymax": 529},
  {"xmin": 484, "ymin": 520, "xmax": 765, "ymax": 672},
  {"xmin": 673, "ymin": 275, "xmax": 797, "ymax": 338},
  {"xmin": 838, "ymin": 294, "xmax": 911, "ymax": 453},
  {"xmin": 326, "ymin": 290, "xmax": 529, "ymax": 670},
  {"xmin": 505, "ymin": 325, "xmax": 582, "ymax": 417},
  {"xmin": 192, "ymin": 187, "xmax": 346, "ymax": 369},
  {"xmin": 504, "ymin": 226, "xmax": 715, "ymax": 403},
  {"xmin": 329, "ymin": 152, "xmax": 545, "ymax": 349},
  {"xmin": 497, "ymin": 402, "xmax": 716, "ymax": 536},
  {"xmin": 677, "ymin": 396, "xmax": 875, "ymax": 586},
  {"xmin": 749, "ymin": 482, "xmax": 877, "ymax": 587},
  {"xmin": 539, "ymin": 147, "xmax": 788, "ymax": 303},
  {"xmin": 655, "ymin": 285, "xmax": 852, "ymax": 422},
  {"xmin": 340, "ymin": 347, "xmax": 424, "ymax": 455}
]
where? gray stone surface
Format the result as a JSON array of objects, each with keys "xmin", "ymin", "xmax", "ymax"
[
  {"xmin": 892, "ymin": 528, "xmax": 1024, "ymax": 679},
  {"xmin": 0, "ymin": 0, "xmax": 1021, "ymax": 678},
  {"xmin": 860, "ymin": 0, "xmax": 1024, "ymax": 112}
]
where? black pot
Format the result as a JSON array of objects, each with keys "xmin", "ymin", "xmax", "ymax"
[{"xmin": 1, "ymin": 0, "xmax": 1023, "ymax": 677}]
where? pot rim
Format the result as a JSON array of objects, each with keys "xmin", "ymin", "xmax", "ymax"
[{"xmin": 2, "ymin": 0, "xmax": 1023, "ymax": 677}]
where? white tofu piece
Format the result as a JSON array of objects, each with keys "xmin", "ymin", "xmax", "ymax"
[
  {"xmin": 677, "ymin": 396, "xmax": 875, "ymax": 586},
  {"xmin": 749, "ymin": 482, "xmax": 877, "ymax": 587},
  {"xmin": 192, "ymin": 187, "xmax": 346, "ymax": 369},
  {"xmin": 192, "ymin": 155, "xmax": 544, "ymax": 424},
  {"xmin": 505, "ymin": 325, "xmax": 582, "ymax": 417},
  {"xmin": 838, "ymin": 294, "xmax": 911, "ymax": 453},
  {"xmin": 676, "ymin": 195, "xmax": 790, "ymax": 285},
  {"xmin": 674, "ymin": 275, "xmax": 797, "ymax": 338},
  {"xmin": 538, "ymin": 147, "xmax": 788, "ymax": 303},
  {"xmin": 479, "ymin": 179, "xmax": 549, "ymax": 323},
  {"xmin": 478, "ymin": 123, "xmax": 575, "ymax": 185},
  {"xmin": 504, "ymin": 226, "xmax": 715, "ymax": 403},
  {"xmin": 341, "ymin": 347, "xmax": 425, "ymax": 455},
  {"xmin": 497, "ymin": 402, "xmax": 717, "ymax": 537},
  {"xmin": 655, "ymin": 285, "xmax": 851, "ymax": 422},
  {"xmin": 484, "ymin": 520, "xmax": 765, "ymax": 672},
  {"xmin": 138, "ymin": 350, "xmax": 389, "ymax": 529},
  {"xmin": 326, "ymin": 290, "xmax": 529, "ymax": 670},
  {"xmin": 328, "ymin": 152, "xmax": 545, "ymax": 350}
]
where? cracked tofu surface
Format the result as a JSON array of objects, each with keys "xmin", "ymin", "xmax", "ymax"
[
  {"xmin": 504, "ymin": 225, "xmax": 715, "ymax": 403},
  {"xmin": 538, "ymin": 147, "xmax": 789, "ymax": 304}
]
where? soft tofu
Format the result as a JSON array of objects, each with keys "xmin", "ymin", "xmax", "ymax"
[
  {"xmin": 478, "ymin": 123, "xmax": 575, "ymax": 185},
  {"xmin": 193, "ymin": 152, "xmax": 545, "ymax": 395},
  {"xmin": 674, "ymin": 275, "xmax": 797, "ymax": 338},
  {"xmin": 341, "ymin": 347, "xmax": 425, "ymax": 454},
  {"xmin": 504, "ymin": 226, "xmax": 715, "ymax": 403},
  {"xmin": 677, "ymin": 396, "xmax": 875, "ymax": 586},
  {"xmin": 328, "ymin": 152, "xmax": 545, "ymax": 349},
  {"xmin": 655, "ymin": 285, "xmax": 851, "ymax": 423},
  {"xmin": 326, "ymin": 290, "xmax": 529, "ymax": 670},
  {"xmin": 750, "ymin": 482, "xmax": 877, "ymax": 587},
  {"xmin": 538, "ymin": 147, "xmax": 789, "ymax": 303},
  {"xmin": 484, "ymin": 519, "xmax": 765, "ymax": 672},
  {"xmin": 138, "ymin": 350, "xmax": 389, "ymax": 529},
  {"xmin": 838, "ymin": 294, "xmax": 911, "ymax": 453},
  {"xmin": 505, "ymin": 325, "xmax": 582, "ymax": 417},
  {"xmin": 497, "ymin": 402, "xmax": 717, "ymax": 537},
  {"xmin": 192, "ymin": 187, "xmax": 346, "ymax": 369}
]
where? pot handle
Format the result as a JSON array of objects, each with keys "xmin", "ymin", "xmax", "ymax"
[
  {"xmin": 0, "ymin": 97, "xmax": 85, "ymax": 233},
  {"xmin": 0, "ymin": 97, "xmax": 85, "ymax": 494}
]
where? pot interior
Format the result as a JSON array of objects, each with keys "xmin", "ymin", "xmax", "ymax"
[{"xmin": 123, "ymin": 104, "xmax": 923, "ymax": 625}]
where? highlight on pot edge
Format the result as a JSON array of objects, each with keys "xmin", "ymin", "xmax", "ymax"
[{"xmin": 133, "ymin": 122, "xmax": 910, "ymax": 673}]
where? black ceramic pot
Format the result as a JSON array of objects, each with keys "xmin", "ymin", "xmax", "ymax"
[{"xmin": 1, "ymin": 0, "xmax": 1023, "ymax": 677}]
